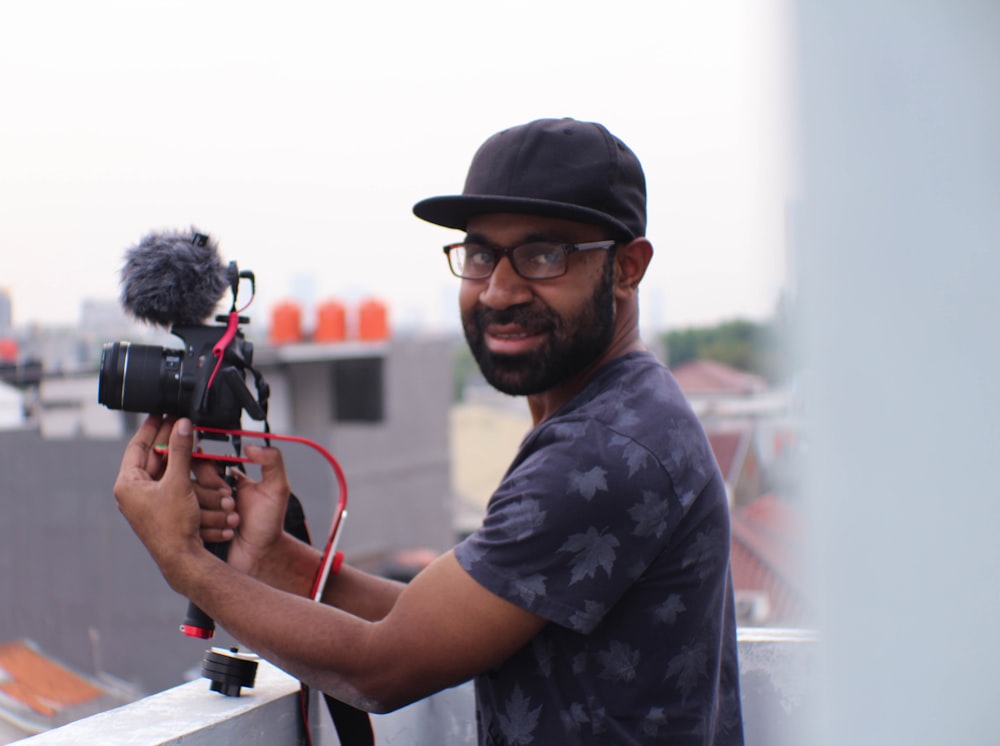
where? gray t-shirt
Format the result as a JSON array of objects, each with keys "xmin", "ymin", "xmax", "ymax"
[{"xmin": 455, "ymin": 351, "xmax": 744, "ymax": 745}]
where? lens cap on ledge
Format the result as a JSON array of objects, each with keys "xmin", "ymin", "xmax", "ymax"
[{"xmin": 201, "ymin": 647, "xmax": 259, "ymax": 697}]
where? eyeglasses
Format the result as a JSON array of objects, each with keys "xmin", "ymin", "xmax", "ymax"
[{"xmin": 443, "ymin": 240, "xmax": 617, "ymax": 280}]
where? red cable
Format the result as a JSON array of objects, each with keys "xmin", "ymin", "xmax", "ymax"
[{"xmin": 205, "ymin": 311, "xmax": 241, "ymax": 393}]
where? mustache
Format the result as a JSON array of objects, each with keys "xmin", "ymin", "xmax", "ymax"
[{"xmin": 473, "ymin": 304, "xmax": 558, "ymax": 332}]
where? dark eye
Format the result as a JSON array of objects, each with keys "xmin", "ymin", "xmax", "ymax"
[
  {"xmin": 463, "ymin": 245, "xmax": 495, "ymax": 271},
  {"xmin": 516, "ymin": 243, "xmax": 565, "ymax": 273}
]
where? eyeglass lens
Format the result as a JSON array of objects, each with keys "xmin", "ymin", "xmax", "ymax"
[{"xmin": 452, "ymin": 242, "xmax": 568, "ymax": 279}]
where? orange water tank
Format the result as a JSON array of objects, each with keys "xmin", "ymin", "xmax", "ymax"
[
  {"xmin": 358, "ymin": 298, "xmax": 389, "ymax": 341},
  {"xmin": 0, "ymin": 338, "xmax": 16, "ymax": 362},
  {"xmin": 269, "ymin": 301, "xmax": 304, "ymax": 345},
  {"xmin": 313, "ymin": 299, "xmax": 347, "ymax": 342}
]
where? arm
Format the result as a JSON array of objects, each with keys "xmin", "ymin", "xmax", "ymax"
[
  {"xmin": 171, "ymin": 546, "xmax": 543, "ymax": 711},
  {"xmin": 115, "ymin": 416, "xmax": 545, "ymax": 711}
]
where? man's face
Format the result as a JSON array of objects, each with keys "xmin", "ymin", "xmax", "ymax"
[{"xmin": 459, "ymin": 214, "xmax": 617, "ymax": 396}]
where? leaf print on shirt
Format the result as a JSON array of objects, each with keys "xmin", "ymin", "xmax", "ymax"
[
  {"xmin": 568, "ymin": 599, "xmax": 606, "ymax": 632},
  {"xmin": 662, "ymin": 419, "xmax": 709, "ymax": 509},
  {"xmin": 497, "ymin": 685, "xmax": 542, "ymax": 745},
  {"xmin": 681, "ymin": 529, "xmax": 721, "ymax": 582},
  {"xmin": 510, "ymin": 573, "xmax": 547, "ymax": 606},
  {"xmin": 532, "ymin": 636, "xmax": 555, "ymax": 677},
  {"xmin": 628, "ymin": 489, "xmax": 670, "ymax": 538},
  {"xmin": 677, "ymin": 488, "xmax": 699, "ymax": 510},
  {"xmin": 641, "ymin": 707, "xmax": 669, "ymax": 737},
  {"xmin": 547, "ymin": 419, "xmax": 589, "ymax": 442},
  {"xmin": 610, "ymin": 403, "xmax": 641, "ymax": 430},
  {"xmin": 559, "ymin": 527, "xmax": 620, "ymax": 584},
  {"xmin": 459, "ymin": 537, "xmax": 488, "ymax": 567},
  {"xmin": 567, "ymin": 466, "xmax": 608, "ymax": 501},
  {"xmin": 597, "ymin": 640, "xmax": 640, "ymax": 683},
  {"xmin": 653, "ymin": 593, "xmax": 687, "ymax": 624},
  {"xmin": 663, "ymin": 419, "xmax": 702, "ymax": 471},
  {"xmin": 560, "ymin": 702, "xmax": 590, "ymax": 733},
  {"xmin": 506, "ymin": 497, "xmax": 546, "ymax": 541},
  {"xmin": 664, "ymin": 641, "xmax": 708, "ymax": 701},
  {"xmin": 587, "ymin": 697, "xmax": 608, "ymax": 735},
  {"xmin": 610, "ymin": 433, "xmax": 652, "ymax": 477}
]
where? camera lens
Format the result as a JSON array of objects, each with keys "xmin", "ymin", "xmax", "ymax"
[
  {"xmin": 98, "ymin": 342, "xmax": 127, "ymax": 409},
  {"xmin": 98, "ymin": 341, "xmax": 186, "ymax": 415}
]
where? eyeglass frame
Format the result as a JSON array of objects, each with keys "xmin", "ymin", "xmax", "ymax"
[{"xmin": 442, "ymin": 239, "xmax": 618, "ymax": 280}]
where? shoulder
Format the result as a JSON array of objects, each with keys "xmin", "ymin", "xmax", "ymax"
[{"xmin": 530, "ymin": 352, "xmax": 720, "ymax": 508}]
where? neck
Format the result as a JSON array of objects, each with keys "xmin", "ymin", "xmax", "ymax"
[{"xmin": 525, "ymin": 332, "xmax": 645, "ymax": 426}]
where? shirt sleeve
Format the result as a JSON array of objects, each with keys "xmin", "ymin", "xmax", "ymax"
[{"xmin": 454, "ymin": 415, "xmax": 683, "ymax": 634}]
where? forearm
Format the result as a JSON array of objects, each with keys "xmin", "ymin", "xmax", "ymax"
[
  {"xmin": 319, "ymin": 563, "xmax": 406, "ymax": 622},
  {"xmin": 250, "ymin": 532, "xmax": 406, "ymax": 622},
  {"xmin": 247, "ymin": 532, "xmax": 318, "ymax": 597}
]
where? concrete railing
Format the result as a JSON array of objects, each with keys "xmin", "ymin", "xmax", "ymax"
[{"xmin": 20, "ymin": 628, "xmax": 817, "ymax": 745}]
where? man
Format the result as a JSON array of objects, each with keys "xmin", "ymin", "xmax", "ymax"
[{"xmin": 114, "ymin": 117, "xmax": 744, "ymax": 744}]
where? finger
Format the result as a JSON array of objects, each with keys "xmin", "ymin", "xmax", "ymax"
[
  {"xmin": 244, "ymin": 445, "xmax": 291, "ymax": 495},
  {"xmin": 192, "ymin": 479, "xmax": 233, "ymax": 511},
  {"xmin": 161, "ymin": 418, "xmax": 195, "ymax": 487},
  {"xmin": 229, "ymin": 468, "xmax": 259, "ymax": 499},
  {"xmin": 199, "ymin": 506, "xmax": 237, "ymax": 543},
  {"xmin": 146, "ymin": 416, "xmax": 178, "ymax": 476},
  {"xmin": 199, "ymin": 526, "xmax": 235, "ymax": 544},
  {"xmin": 118, "ymin": 414, "xmax": 165, "ymax": 476},
  {"xmin": 192, "ymin": 457, "xmax": 230, "ymax": 492}
]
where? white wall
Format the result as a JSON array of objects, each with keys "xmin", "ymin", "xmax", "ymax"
[{"xmin": 793, "ymin": 2, "xmax": 1000, "ymax": 744}]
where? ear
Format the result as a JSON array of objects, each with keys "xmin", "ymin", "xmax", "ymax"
[{"xmin": 614, "ymin": 238, "xmax": 653, "ymax": 296}]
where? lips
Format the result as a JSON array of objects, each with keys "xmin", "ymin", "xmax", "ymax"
[{"xmin": 483, "ymin": 323, "xmax": 546, "ymax": 355}]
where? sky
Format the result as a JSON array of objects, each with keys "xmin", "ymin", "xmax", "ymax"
[{"xmin": 0, "ymin": 0, "xmax": 793, "ymax": 337}]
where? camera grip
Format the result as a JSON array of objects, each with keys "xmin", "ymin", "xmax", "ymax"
[{"xmin": 180, "ymin": 541, "xmax": 230, "ymax": 638}]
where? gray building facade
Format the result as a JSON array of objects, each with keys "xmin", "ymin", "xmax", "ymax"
[{"xmin": 0, "ymin": 336, "xmax": 455, "ymax": 694}]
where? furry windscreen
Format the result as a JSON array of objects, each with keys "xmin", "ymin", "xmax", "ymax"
[{"xmin": 119, "ymin": 228, "xmax": 229, "ymax": 327}]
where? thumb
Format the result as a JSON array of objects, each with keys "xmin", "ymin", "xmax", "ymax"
[{"xmin": 163, "ymin": 418, "xmax": 195, "ymax": 482}]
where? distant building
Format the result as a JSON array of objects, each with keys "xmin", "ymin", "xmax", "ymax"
[
  {"xmin": 0, "ymin": 290, "xmax": 11, "ymax": 335},
  {"xmin": 670, "ymin": 358, "xmax": 769, "ymax": 398},
  {"xmin": 730, "ymin": 494, "xmax": 810, "ymax": 627},
  {"xmin": 707, "ymin": 427, "xmax": 763, "ymax": 508}
]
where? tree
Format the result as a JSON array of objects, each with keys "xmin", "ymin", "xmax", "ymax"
[{"xmin": 660, "ymin": 319, "xmax": 783, "ymax": 383}]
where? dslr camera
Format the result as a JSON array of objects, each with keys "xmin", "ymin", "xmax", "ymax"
[
  {"xmin": 98, "ymin": 320, "xmax": 266, "ymax": 432},
  {"xmin": 97, "ymin": 229, "xmax": 268, "ymax": 433}
]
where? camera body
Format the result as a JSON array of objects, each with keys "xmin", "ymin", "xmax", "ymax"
[{"xmin": 98, "ymin": 320, "xmax": 265, "ymax": 432}]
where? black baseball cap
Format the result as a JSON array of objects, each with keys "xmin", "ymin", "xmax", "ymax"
[{"xmin": 413, "ymin": 118, "xmax": 647, "ymax": 241}]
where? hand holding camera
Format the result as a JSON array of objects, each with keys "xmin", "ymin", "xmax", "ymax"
[{"xmin": 99, "ymin": 228, "xmax": 270, "ymax": 638}]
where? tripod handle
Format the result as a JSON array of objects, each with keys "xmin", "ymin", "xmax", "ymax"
[{"xmin": 180, "ymin": 540, "xmax": 230, "ymax": 638}]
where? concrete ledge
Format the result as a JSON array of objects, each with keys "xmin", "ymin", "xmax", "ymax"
[
  {"xmin": 737, "ymin": 627, "xmax": 818, "ymax": 746},
  {"xmin": 19, "ymin": 660, "xmax": 304, "ymax": 745},
  {"xmin": 23, "ymin": 629, "xmax": 819, "ymax": 745}
]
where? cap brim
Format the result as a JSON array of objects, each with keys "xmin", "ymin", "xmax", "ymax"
[{"xmin": 413, "ymin": 195, "xmax": 635, "ymax": 240}]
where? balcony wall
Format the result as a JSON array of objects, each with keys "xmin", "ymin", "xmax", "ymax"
[{"xmin": 19, "ymin": 628, "xmax": 816, "ymax": 746}]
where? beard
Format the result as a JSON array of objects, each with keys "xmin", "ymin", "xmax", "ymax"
[{"xmin": 462, "ymin": 257, "xmax": 617, "ymax": 396}]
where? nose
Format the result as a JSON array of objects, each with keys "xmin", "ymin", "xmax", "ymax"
[{"xmin": 476, "ymin": 255, "xmax": 533, "ymax": 309}]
